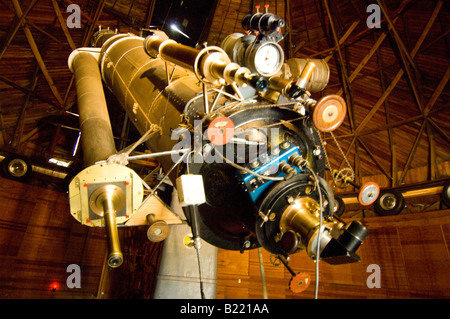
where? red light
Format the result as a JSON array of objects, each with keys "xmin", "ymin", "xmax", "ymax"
[{"xmin": 50, "ymin": 282, "xmax": 59, "ymax": 292}]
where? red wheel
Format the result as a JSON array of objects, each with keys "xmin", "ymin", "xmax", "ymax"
[
  {"xmin": 313, "ymin": 94, "xmax": 346, "ymax": 132},
  {"xmin": 358, "ymin": 182, "xmax": 380, "ymax": 206},
  {"xmin": 206, "ymin": 116, "xmax": 235, "ymax": 146}
]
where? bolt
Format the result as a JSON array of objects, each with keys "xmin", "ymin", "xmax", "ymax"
[
  {"xmin": 250, "ymin": 160, "xmax": 259, "ymax": 168},
  {"xmin": 281, "ymin": 141, "xmax": 290, "ymax": 149}
]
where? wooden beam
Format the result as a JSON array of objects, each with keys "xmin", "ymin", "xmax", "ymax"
[
  {"xmin": 336, "ymin": 16, "xmax": 399, "ymax": 96},
  {"xmin": 285, "ymin": 0, "xmax": 294, "ymax": 59},
  {"xmin": 11, "ymin": 0, "xmax": 65, "ymax": 107},
  {"xmin": 323, "ymin": 21, "xmax": 359, "ymax": 63},
  {"xmin": 428, "ymin": 118, "xmax": 449, "ymax": 144},
  {"xmin": 376, "ymin": 0, "xmax": 418, "ymax": 73},
  {"xmin": 48, "ymin": 124, "xmax": 62, "ymax": 158},
  {"xmin": 145, "ymin": 0, "xmax": 157, "ymax": 28},
  {"xmin": 376, "ymin": 34, "xmax": 397, "ymax": 186},
  {"xmin": 0, "ymin": 0, "xmax": 39, "ymax": 62},
  {"xmin": 81, "ymin": 0, "xmax": 106, "ymax": 47},
  {"xmin": 352, "ymin": 0, "xmax": 443, "ymax": 138},
  {"xmin": 423, "ymin": 64, "xmax": 450, "ymax": 117},
  {"xmin": 51, "ymin": 0, "xmax": 77, "ymax": 50},
  {"xmin": 398, "ymin": 120, "xmax": 427, "ymax": 185},
  {"xmin": 358, "ymin": 137, "xmax": 393, "ymax": 182},
  {"xmin": 323, "ymin": 0, "xmax": 355, "ymax": 131},
  {"xmin": 0, "ymin": 75, "xmax": 61, "ymax": 108},
  {"xmin": 61, "ymin": 0, "xmax": 94, "ymax": 24},
  {"xmin": 425, "ymin": 122, "xmax": 439, "ymax": 180},
  {"xmin": 10, "ymin": 65, "xmax": 40, "ymax": 150},
  {"xmin": 27, "ymin": 20, "xmax": 64, "ymax": 45}
]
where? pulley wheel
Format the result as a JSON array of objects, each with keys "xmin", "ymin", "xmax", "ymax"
[
  {"xmin": 289, "ymin": 272, "xmax": 311, "ymax": 293},
  {"xmin": 358, "ymin": 182, "xmax": 380, "ymax": 206},
  {"xmin": 313, "ymin": 94, "xmax": 346, "ymax": 132},
  {"xmin": 206, "ymin": 116, "xmax": 235, "ymax": 146},
  {"xmin": 334, "ymin": 196, "xmax": 345, "ymax": 217},
  {"xmin": 1, "ymin": 155, "xmax": 32, "ymax": 181},
  {"xmin": 374, "ymin": 189, "xmax": 405, "ymax": 216}
]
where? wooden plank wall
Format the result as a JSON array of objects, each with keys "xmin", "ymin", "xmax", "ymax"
[
  {"xmin": 0, "ymin": 176, "xmax": 107, "ymax": 298},
  {"xmin": 216, "ymin": 209, "xmax": 450, "ymax": 299},
  {"xmin": 98, "ymin": 226, "xmax": 164, "ymax": 299},
  {"xmin": 0, "ymin": 176, "xmax": 165, "ymax": 299}
]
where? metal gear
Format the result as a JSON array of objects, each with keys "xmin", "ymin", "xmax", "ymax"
[{"xmin": 333, "ymin": 167, "xmax": 355, "ymax": 189}]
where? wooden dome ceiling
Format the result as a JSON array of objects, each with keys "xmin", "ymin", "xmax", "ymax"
[{"xmin": 0, "ymin": 0, "xmax": 448, "ymax": 190}]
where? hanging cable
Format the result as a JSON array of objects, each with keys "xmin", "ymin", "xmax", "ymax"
[{"xmin": 306, "ymin": 166, "xmax": 323, "ymax": 299}]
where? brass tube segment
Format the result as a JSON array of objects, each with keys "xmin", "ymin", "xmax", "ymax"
[
  {"xmin": 279, "ymin": 197, "xmax": 321, "ymax": 241},
  {"xmin": 89, "ymin": 185, "xmax": 126, "ymax": 268},
  {"xmin": 279, "ymin": 196, "xmax": 337, "ymax": 258}
]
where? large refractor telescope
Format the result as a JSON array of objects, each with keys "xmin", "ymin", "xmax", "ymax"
[{"xmin": 67, "ymin": 9, "xmax": 374, "ymax": 271}]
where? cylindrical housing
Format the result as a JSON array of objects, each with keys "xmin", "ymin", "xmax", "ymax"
[
  {"xmin": 99, "ymin": 34, "xmax": 201, "ymax": 175},
  {"xmin": 339, "ymin": 221, "xmax": 369, "ymax": 253},
  {"xmin": 143, "ymin": 35, "xmax": 165, "ymax": 58},
  {"xmin": 296, "ymin": 60, "xmax": 316, "ymax": 89},
  {"xmin": 284, "ymin": 58, "xmax": 330, "ymax": 93},
  {"xmin": 71, "ymin": 52, "xmax": 117, "ymax": 166},
  {"xmin": 279, "ymin": 197, "xmax": 321, "ymax": 239},
  {"xmin": 159, "ymin": 41, "xmax": 199, "ymax": 72}
]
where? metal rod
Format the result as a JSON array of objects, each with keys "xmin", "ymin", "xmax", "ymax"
[
  {"xmin": 127, "ymin": 149, "xmax": 189, "ymax": 161},
  {"xmin": 278, "ymin": 255, "xmax": 296, "ymax": 277},
  {"xmin": 202, "ymin": 83, "xmax": 210, "ymax": 114},
  {"xmin": 258, "ymin": 248, "xmax": 268, "ymax": 299}
]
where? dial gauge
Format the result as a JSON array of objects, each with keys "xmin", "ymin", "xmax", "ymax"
[{"xmin": 247, "ymin": 41, "xmax": 284, "ymax": 77}]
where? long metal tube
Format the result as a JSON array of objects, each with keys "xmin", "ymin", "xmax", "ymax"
[
  {"xmin": 99, "ymin": 34, "xmax": 201, "ymax": 175},
  {"xmin": 81, "ymin": 32, "xmax": 218, "ymax": 297},
  {"xmin": 71, "ymin": 51, "xmax": 122, "ymax": 267},
  {"xmin": 103, "ymin": 193, "xmax": 123, "ymax": 268},
  {"xmin": 72, "ymin": 52, "xmax": 117, "ymax": 166}
]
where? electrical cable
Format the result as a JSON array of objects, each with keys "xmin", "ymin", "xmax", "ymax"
[{"xmin": 306, "ymin": 166, "xmax": 323, "ymax": 299}]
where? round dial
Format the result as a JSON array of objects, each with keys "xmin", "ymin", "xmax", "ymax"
[{"xmin": 249, "ymin": 42, "xmax": 284, "ymax": 77}]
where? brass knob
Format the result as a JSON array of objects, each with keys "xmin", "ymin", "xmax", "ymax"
[{"xmin": 146, "ymin": 214, "xmax": 170, "ymax": 242}]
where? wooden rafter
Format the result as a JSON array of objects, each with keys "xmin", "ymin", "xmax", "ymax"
[
  {"xmin": 0, "ymin": 75, "xmax": 61, "ymax": 108},
  {"xmin": 0, "ymin": 0, "xmax": 39, "ymax": 62},
  {"xmin": 337, "ymin": 0, "xmax": 444, "ymax": 177},
  {"xmin": 51, "ymin": 0, "xmax": 77, "ymax": 50},
  {"xmin": 335, "ymin": 16, "xmax": 399, "ymax": 96},
  {"xmin": 10, "ymin": 65, "xmax": 40, "ymax": 151},
  {"xmin": 323, "ymin": 0, "xmax": 355, "ymax": 131},
  {"xmin": 358, "ymin": 137, "xmax": 393, "ymax": 182},
  {"xmin": 398, "ymin": 120, "xmax": 427, "ymax": 184},
  {"xmin": 11, "ymin": 0, "xmax": 65, "ymax": 107},
  {"xmin": 423, "ymin": 64, "xmax": 450, "ymax": 117},
  {"xmin": 376, "ymin": 33, "xmax": 397, "ymax": 186},
  {"xmin": 382, "ymin": 19, "xmax": 425, "ymax": 114},
  {"xmin": 376, "ymin": 0, "xmax": 418, "ymax": 74}
]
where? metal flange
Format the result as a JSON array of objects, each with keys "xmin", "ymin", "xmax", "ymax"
[{"xmin": 68, "ymin": 163, "xmax": 144, "ymax": 227}]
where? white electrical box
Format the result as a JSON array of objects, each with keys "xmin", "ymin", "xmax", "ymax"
[{"xmin": 176, "ymin": 174, "xmax": 206, "ymax": 207}]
